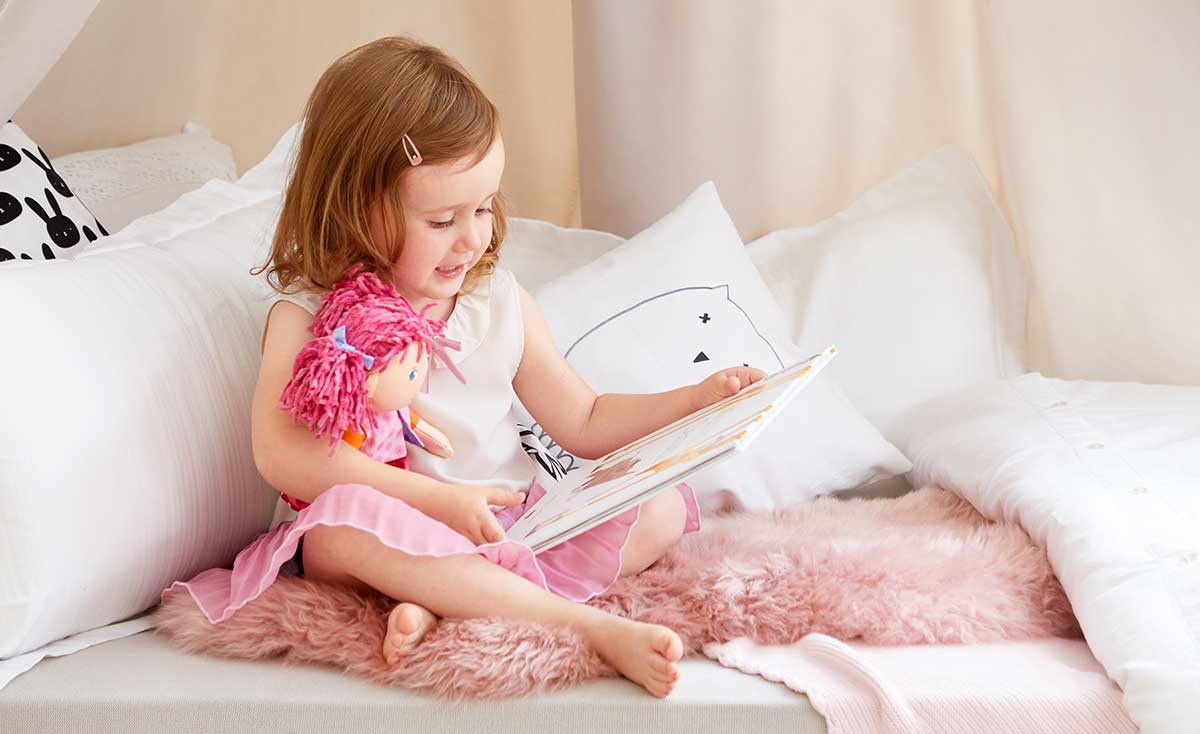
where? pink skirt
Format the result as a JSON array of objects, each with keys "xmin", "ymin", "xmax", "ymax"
[{"xmin": 168, "ymin": 481, "xmax": 701, "ymax": 624}]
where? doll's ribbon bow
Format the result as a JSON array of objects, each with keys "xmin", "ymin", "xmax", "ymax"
[{"xmin": 331, "ymin": 326, "xmax": 375, "ymax": 370}]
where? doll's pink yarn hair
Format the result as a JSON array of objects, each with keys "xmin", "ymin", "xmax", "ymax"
[
  {"xmin": 308, "ymin": 265, "xmax": 406, "ymax": 337},
  {"xmin": 279, "ymin": 267, "xmax": 460, "ymax": 452}
]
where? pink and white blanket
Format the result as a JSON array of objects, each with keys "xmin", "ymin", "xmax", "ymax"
[{"xmin": 706, "ymin": 636, "xmax": 1134, "ymax": 734}]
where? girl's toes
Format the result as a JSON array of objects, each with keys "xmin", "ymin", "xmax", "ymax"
[
  {"xmin": 651, "ymin": 627, "xmax": 684, "ymax": 662},
  {"xmin": 381, "ymin": 603, "xmax": 436, "ymax": 664},
  {"xmin": 652, "ymin": 676, "xmax": 676, "ymax": 698}
]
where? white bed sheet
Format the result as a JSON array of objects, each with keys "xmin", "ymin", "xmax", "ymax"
[{"xmin": 0, "ymin": 631, "xmax": 826, "ymax": 734}]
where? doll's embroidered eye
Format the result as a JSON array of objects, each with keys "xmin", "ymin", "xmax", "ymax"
[{"xmin": 409, "ymin": 368, "xmax": 418, "ymax": 381}]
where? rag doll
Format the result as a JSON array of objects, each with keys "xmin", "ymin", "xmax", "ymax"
[{"xmin": 277, "ymin": 268, "xmax": 465, "ymax": 510}]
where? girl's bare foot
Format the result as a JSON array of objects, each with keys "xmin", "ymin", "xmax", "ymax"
[
  {"xmin": 382, "ymin": 602, "xmax": 438, "ymax": 665},
  {"xmin": 586, "ymin": 617, "xmax": 684, "ymax": 697}
]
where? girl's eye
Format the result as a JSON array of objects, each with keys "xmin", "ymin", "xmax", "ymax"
[
  {"xmin": 431, "ymin": 206, "xmax": 490, "ymax": 229},
  {"xmin": 409, "ymin": 369, "xmax": 418, "ymax": 381}
]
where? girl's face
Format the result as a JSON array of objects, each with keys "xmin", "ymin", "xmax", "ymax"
[{"xmin": 384, "ymin": 135, "xmax": 505, "ymax": 312}]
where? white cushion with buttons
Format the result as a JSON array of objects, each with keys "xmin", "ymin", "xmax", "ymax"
[{"xmin": 899, "ymin": 374, "xmax": 1200, "ymax": 732}]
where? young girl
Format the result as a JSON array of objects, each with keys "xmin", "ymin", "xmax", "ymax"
[{"xmin": 240, "ymin": 37, "xmax": 763, "ymax": 698}]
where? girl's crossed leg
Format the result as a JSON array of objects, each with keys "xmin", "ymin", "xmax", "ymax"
[{"xmin": 301, "ymin": 488, "xmax": 688, "ymax": 698}]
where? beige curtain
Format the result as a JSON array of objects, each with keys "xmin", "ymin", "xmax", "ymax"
[
  {"xmin": 17, "ymin": 0, "xmax": 581, "ymax": 225},
  {"xmin": 572, "ymin": 0, "xmax": 1200, "ymax": 386}
]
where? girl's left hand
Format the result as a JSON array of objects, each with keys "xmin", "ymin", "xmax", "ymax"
[{"xmin": 692, "ymin": 365, "xmax": 768, "ymax": 410}]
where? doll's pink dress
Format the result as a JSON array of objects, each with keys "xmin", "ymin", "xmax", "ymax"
[{"xmin": 168, "ymin": 267, "xmax": 700, "ymax": 624}]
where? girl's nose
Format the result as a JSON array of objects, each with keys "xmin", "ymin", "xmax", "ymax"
[{"xmin": 455, "ymin": 221, "xmax": 483, "ymax": 252}]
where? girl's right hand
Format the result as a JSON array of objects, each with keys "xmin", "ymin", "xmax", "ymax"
[{"xmin": 417, "ymin": 483, "xmax": 526, "ymax": 545}]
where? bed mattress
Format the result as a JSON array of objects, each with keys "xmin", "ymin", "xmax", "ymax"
[{"xmin": 0, "ymin": 631, "xmax": 826, "ymax": 734}]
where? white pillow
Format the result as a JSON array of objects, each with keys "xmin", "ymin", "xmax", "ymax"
[
  {"xmin": 237, "ymin": 121, "xmax": 300, "ymax": 192},
  {"xmin": 0, "ymin": 181, "xmax": 280, "ymax": 659},
  {"xmin": 50, "ymin": 122, "xmax": 237, "ymax": 234},
  {"xmin": 501, "ymin": 217, "xmax": 622, "ymax": 290},
  {"xmin": 746, "ymin": 146, "xmax": 1027, "ymax": 446},
  {"xmin": 519, "ymin": 182, "xmax": 911, "ymax": 511}
]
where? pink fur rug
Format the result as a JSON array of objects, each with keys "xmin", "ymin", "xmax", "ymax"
[{"xmin": 156, "ymin": 487, "xmax": 1080, "ymax": 699}]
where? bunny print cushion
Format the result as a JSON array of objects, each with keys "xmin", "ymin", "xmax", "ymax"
[{"xmin": 0, "ymin": 121, "xmax": 108, "ymax": 263}]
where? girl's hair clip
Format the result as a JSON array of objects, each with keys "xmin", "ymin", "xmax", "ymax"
[{"xmin": 402, "ymin": 133, "xmax": 423, "ymax": 166}]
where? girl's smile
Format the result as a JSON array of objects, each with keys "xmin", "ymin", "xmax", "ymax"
[{"xmin": 435, "ymin": 263, "xmax": 466, "ymax": 278}]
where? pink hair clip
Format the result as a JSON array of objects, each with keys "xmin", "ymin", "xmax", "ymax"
[{"xmin": 402, "ymin": 133, "xmax": 423, "ymax": 166}]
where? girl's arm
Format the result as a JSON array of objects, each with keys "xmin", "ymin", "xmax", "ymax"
[
  {"xmin": 252, "ymin": 301, "xmax": 444, "ymax": 506},
  {"xmin": 512, "ymin": 287, "xmax": 765, "ymax": 461}
]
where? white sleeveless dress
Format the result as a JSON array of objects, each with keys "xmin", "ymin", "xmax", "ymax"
[{"xmin": 169, "ymin": 267, "xmax": 700, "ymax": 623}]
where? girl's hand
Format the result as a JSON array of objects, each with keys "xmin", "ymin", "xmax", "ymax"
[
  {"xmin": 692, "ymin": 365, "xmax": 768, "ymax": 410},
  {"xmin": 416, "ymin": 483, "xmax": 526, "ymax": 545}
]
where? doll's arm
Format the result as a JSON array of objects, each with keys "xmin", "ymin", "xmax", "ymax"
[{"xmin": 409, "ymin": 410, "xmax": 454, "ymax": 458}]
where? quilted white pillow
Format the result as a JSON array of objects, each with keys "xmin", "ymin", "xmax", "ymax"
[
  {"xmin": 0, "ymin": 180, "xmax": 281, "ymax": 659},
  {"xmin": 520, "ymin": 182, "xmax": 911, "ymax": 511},
  {"xmin": 50, "ymin": 122, "xmax": 238, "ymax": 234},
  {"xmin": 746, "ymin": 146, "xmax": 1027, "ymax": 446}
]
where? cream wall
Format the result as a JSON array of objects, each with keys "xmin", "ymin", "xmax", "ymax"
[{"xmin": 15, "ymin": 0, "xmax": 581, "ymax": 225}]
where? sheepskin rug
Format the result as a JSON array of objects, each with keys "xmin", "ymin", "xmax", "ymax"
[{"xmin": 156, "ymin": 487, "xmax": 1079, "ymax": 699}]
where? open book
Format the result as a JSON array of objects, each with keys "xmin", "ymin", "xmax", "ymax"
[{"xmin": 507, "ymin": 345, "xmax": 838, "ymax": 553}]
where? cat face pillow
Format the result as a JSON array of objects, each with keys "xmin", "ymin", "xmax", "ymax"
[{"xmin": 514, "ymin": 182, "xmax": 911, "ymax": 510}]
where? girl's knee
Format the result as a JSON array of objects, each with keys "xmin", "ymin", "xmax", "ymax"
[
  {"xmin": 301, "ymin": 524, "xmax": 375, "ymax": 588},
  {"xmin": 619, "ymin": 493, "xmax": 687, "ymax": 577},
  {"xmin": 641, "ymin": 489, "xmax": 687, "ymax": 542}
]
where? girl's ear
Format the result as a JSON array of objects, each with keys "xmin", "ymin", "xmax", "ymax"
[{"xmin": 364, "ymin": 372, "xmax": 380, "ymax": 399}]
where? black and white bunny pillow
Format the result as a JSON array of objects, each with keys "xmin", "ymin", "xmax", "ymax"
[{"xmin": 0, "ymin": 121, "xmax": 108, "ymax": 263}]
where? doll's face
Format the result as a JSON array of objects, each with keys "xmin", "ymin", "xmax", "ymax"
[{"xmin": 365, "ymin": 343, "xmax": 428, "ymax": 411}]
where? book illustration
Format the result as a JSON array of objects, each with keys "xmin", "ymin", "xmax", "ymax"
[
  {"xmin": 572, "ymin": 455, "xmax": 642, "ymax": 495},
  {"xmin": 518, "ymin": 421, "xmax": 578, "ymax": 481},
  {"xmin": 569, "ymin": 406, "xmax": 771, "ymax": 502},
  {"xmin": 577, "ymin": 425, "xmax": 753, "ymax": 508}
]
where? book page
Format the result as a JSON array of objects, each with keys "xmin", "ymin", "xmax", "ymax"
[{"xmin": 508, "ymin": 346, "xmax": 837, "ymax": 552}]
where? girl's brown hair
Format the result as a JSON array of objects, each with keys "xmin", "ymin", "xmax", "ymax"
[{"xmin": 256, "ymin": 36, "xmax": 506, "ymax": 294}]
